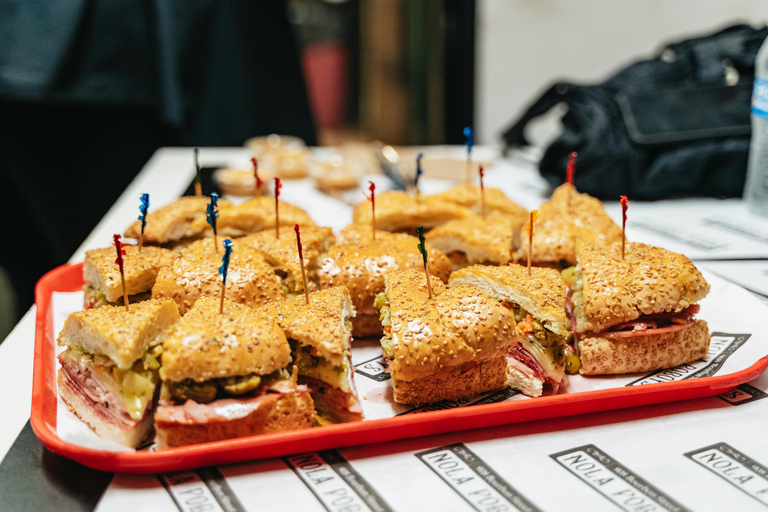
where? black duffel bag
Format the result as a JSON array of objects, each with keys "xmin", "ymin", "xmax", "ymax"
[{"xmin": 503, "ymin": 24, "xmax": 768, "ymax": 200}]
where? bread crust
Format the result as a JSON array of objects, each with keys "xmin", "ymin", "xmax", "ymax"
[
  {"xmin": 428, "ymin": 184, "xmax": 528, "ymax": 219},
  {"xmin": 578, "ymin": 319, "xmax": 710, "ymax": 375},
  {"xmin": 513, "ymin": 183, "xmax": 622, "ymax": 266},
  {"xmin": 260, "ymin": 286, "xmax": 354, "ymax": 364},
  {"xmin": 57, "ymin": 371, "xmax": 155, "ymax": 448},
  {"xmin": 577, "ymin": 241, "xmax": 710, "ymax": 332},
  {"xmin": 425, "ymin": 213, "xmax": 522, "ymax": 266},
  {"xmin": 449, "ymin": 264, "xmax": 569, "ymax": 337},
  {"xmin": 155, "ymin": 391, "xmax": 315, "ymax": 448},
  {"xmin": 385, "ymin": 269, "xmax": 517, "ymax": 382},
  {"xmin": 57, "ymin": 299, "xmax": 180, "ymax": 369},
  {"xmin": 239, "ymin": 226, "xmax": 335, "ymax": 292},
  {"xmin": 84, "ymin": 246, "xmax": 177, "ymax": 302},
  {"xmin": 392, "ymin": 356, "xmax": 508, "ymax": 406},
  {"xmin": 189, "ymin": 197, "xmax": 315, "ymax": 238},
  {"xmin": 351, "ymin": 190, "xmax": 469, "ymax": 232},
  {"xmin": 162, "ymin": 297, "xmax": 291, "ymax": 383},
  {"xmin": 151, "ymin": 237, "xmax": 282, "ymax": 314},
  {"xmin": 318, "ymin": 229, "xmax": 451, "ymax": 323},
  {"xmin": 124, "ymin": 196, "xmax": 233, "ymax": 244}
]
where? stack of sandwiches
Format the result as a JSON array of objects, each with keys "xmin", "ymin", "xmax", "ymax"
[
  {"xmin": 514, "ymin": 183, "xmax": 622, "ymax": 267},
  {"xmin": 151, "ymin": 238, "xmax": 282, "ymax": 314},
  {"xmin": 55, "ymin": 164, "xmax": 719, "ymax": 451},
  {"xmin": 320, "ymin": 225, "xmax": 452, "ymax": 337},
  {"xmin": 563, "ymin": 242, "xmax": 710, "ymax": 375},
  {"xmin": 57, "ymin": 299, "xmax": 181, "ymax": 447},
  {"xmin": 373, "ymin": 269, "xmax": 518, "ymax": 405},
  {"xmin": 155, "ymin": 297, "xmax": 315, "ymax": 448},
  {"xmin": 262, "ymin": 286, "xmax": 363, "ymax": 423},
  {"xmin": 190, "ymin": 196, "xmax": 316, "ymax": 238},
  {"xmin": 239, "ymin": 226, "xmax": 335, "ymax": 298},
  {"xmin": 83, "ymin": 245, "xmax": 176, "ymax": 309},
  {"xmin": 124, "ymin": 196, "xmax": 232, "ymax": 248}
]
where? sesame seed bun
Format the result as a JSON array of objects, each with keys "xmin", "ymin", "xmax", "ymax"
[
  {"xmin": 151, "ymin": 237, "xmax": 282, "ymax": 315},
  {"xmin": 260, "ymin": 286, "xmax": 355, "ymax": 365},
  {"xmin": 449, "ymin": 264, "xmax": 569, "ymax": 337},
  {"xmin": 239, "ymin": 226, "xmax": 335, "ymax": 293},
  {"xmin": 162, "ymin": 297, "xmax": 291, "ymax": 383},
  {"xmin": 351, "ymin": 190, "xmax": 469, "ymax": 233},
  {"xmin": 124, "ymin": 196, "xmax": 233, "ymax": 245},
  {"xmin": 425, "ymin": 213, "xmax": 523, "ymax": 267},
  {"xmin": 514, "ymin": 183, "xmax": 622, "ymax": 267},
  {"xmin": 83, "ymin": 246, "xmax": 176, "ymax": 303},
  {"xmin": 575, "ymin": 241, "xmax": 710, "ymax": 333},
  {"xmin": 319, "ymin": 228, "xmax": 451, "ymax": 337},
  {"xmin": 428, "ymin": 184, "xmax": 528, "ymax": 218},
  {"xmin": 57, "ymin": 299, "xmax": 180, "ymax": 369},
  {"xmin": 189, "ymin": 196, "xmax": 315, "ymax": 238},
  {"xmin": 578, "ymin": 319, "xmax": 710, "ymax": 375},
  {"xmin": 155, "ymin": 391, "xmax": 315, "ymax": 449},
  {"xmin": 384, "ymin": 269, "xmax": 517, "ymax": 387}
]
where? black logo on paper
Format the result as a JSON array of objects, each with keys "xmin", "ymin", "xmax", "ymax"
[
  {"xmin": 685, "ymin": 442, "xmax": 768, "ymax": 507},
  {"xmin": 283, "ymin": 450, "xmax": 392, "ymax": 512},
  {"xmin": 416, "ymin": 443, "xmax": 541, "ymax": 512},
  {"xmin": 550, "ymin": 444, "xmax": 689, "ymax": 511},
  {"xmin": 354, "ymin": 355, "xmax": 391, "ymax": 382},
  {"xmin": 718, "ymin": 383, "xmax": 768, "ymax": 406},
  {"xmin": 703, "ymin": 216, "xmax": 768, "ymax": 245},
  {"xmin": 398, "ymin": 387, "xmax": 520, "ymax": 415},
  {"xmin": 158, "ymin": 467, "xmax": 246, "ymax": 512},
  {"xmin": 626, "ymin": 333, "xmax": 751, "ymax": 386}
]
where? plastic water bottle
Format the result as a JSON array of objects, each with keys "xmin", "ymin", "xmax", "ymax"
[{"xmin": 745, "ymin": 36, "xmax": 768, "ymax": 216}]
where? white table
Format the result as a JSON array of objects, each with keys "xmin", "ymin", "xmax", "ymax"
[{"xmin": 4, "ymin": 147, "xmax": 768, "ymax": 512}]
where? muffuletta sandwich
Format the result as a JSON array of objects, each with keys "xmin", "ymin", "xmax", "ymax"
[
  {"xmin": 124, "ymin": 196, "xmax": 232, "ymax": 246},
  {"xmin": 189, "ymin": 196, "xmax": 316, "ymax": 238},
  {"xmin": 351, "ymin": 190, "xmax": 468, "ymax": 234}
]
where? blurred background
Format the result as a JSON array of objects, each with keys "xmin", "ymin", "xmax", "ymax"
[{"xmin": 0, "ymin": 0, "xmax": 767, "ymax": 340}]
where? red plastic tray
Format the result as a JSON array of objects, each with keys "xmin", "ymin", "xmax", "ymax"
[{"xmin": 31, "ymin": 263, "xmax": 768, "ymax": 473}]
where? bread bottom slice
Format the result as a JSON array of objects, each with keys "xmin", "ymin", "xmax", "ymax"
[
  {"xmin": 351, "ymin": 313, "xmax": 383, "ymax": 338},
  {"xmin": 155, "ymin": 392, "xmax": 315, "ymax": 449},
  {"xmin": 392, "ymin": 356, "xmax": 508, "ymax": 406},
  {"xmin": 578, "ymin": 319, "xmax": 710, "ymax": 375},
  {"xmin": 58, "ymin": 370, "xmax": 154, "ymax": 448}
]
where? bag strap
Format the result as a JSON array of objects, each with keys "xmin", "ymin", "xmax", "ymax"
[{"xmin": 502, "ymin": 82, "xmax": 574, "ymax": 148}]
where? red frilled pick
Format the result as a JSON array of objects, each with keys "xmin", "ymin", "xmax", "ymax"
[{"xmin": 566, "ymin": 151, "xmax": 577, "ymax": 186}]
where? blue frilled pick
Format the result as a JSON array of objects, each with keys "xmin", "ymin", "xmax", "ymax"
[
  {"xmin": 463, "ymin": 126, "xmax": 474, "ymax": 154},
  {"xmin": 138, "ymin": 193, "xmax": 150, "ymax": 234},
  {"xmin": 219, "ymin": 239, "xmax": 233, "ymax": 283},
  {"xmin": 415, "ymin": 153, "xmax": 424, "ymax": 188},
  {"xmin": 206, "ymin": 192, "xmax": 219, "ymax": 235}
]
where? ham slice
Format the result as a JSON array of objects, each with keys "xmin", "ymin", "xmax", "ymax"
[
  {"xmin": 155, "ymin": 382, "xmax": 309, "ymax": 426},
  {"xmin": 58, "ymin": 357, "xmax": 139, "ymax": 428}
]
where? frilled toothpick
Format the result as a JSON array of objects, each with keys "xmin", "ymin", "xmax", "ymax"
[
  {"xmin": 365, "ymin": 181, "xmax": 376, "ymax": 242},
  {"xmin": 527, "ymin": 210, "xmax": 538, "ymax": 276},
  {"xmin": 219, "ymin": 239, "xmax": 233, "ymax": 314},
  {"xmin": 274, "ymin": 177, "xmax": 282, "ymax": 239},
  {"xmin": 417, "ymin": 225, "xmax": 433, "ymax": 299},
  {"xmin": 566, "ymin": 151, "xmax": 577, "ymax": 187},
  {"xmin": 414, "ymin": 152, "xmax": 424, "ymax": 201},
  {"xmin": 138, "ymin": 193, "xmax": 149, "ymax": 251},
  {"xmin": 479, "ymin": 165, "xmax": 486, "ymax": 218},
  {"xmin": 463, "ymin": 126, "xmax": 474, "ymax": 185},
  {"xmin": 252, "ymin": 157, "xmax": 263, "ymax": 197},
  {"xmin": 621, "ymin": 195, "xmax": 630, "ymax": 260},
  {"xmin": 206, "ymin": 192, "xmax": 219, "ymax": 253},
  {"xmin": 295, "ymin": 224, "xmax": 310, "ymax": 305},
  {"xmin": 194, "ymin": 148, "xmax": 202, "ymax": 197},
  {"xmin": 113, "ymin": 234, "xmax": 129, "ymax": 310}
]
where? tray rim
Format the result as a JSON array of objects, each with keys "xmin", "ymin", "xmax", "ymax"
[{"xmin": 31, "ymin": 262, "xmax": 768, "ymax": 473}]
